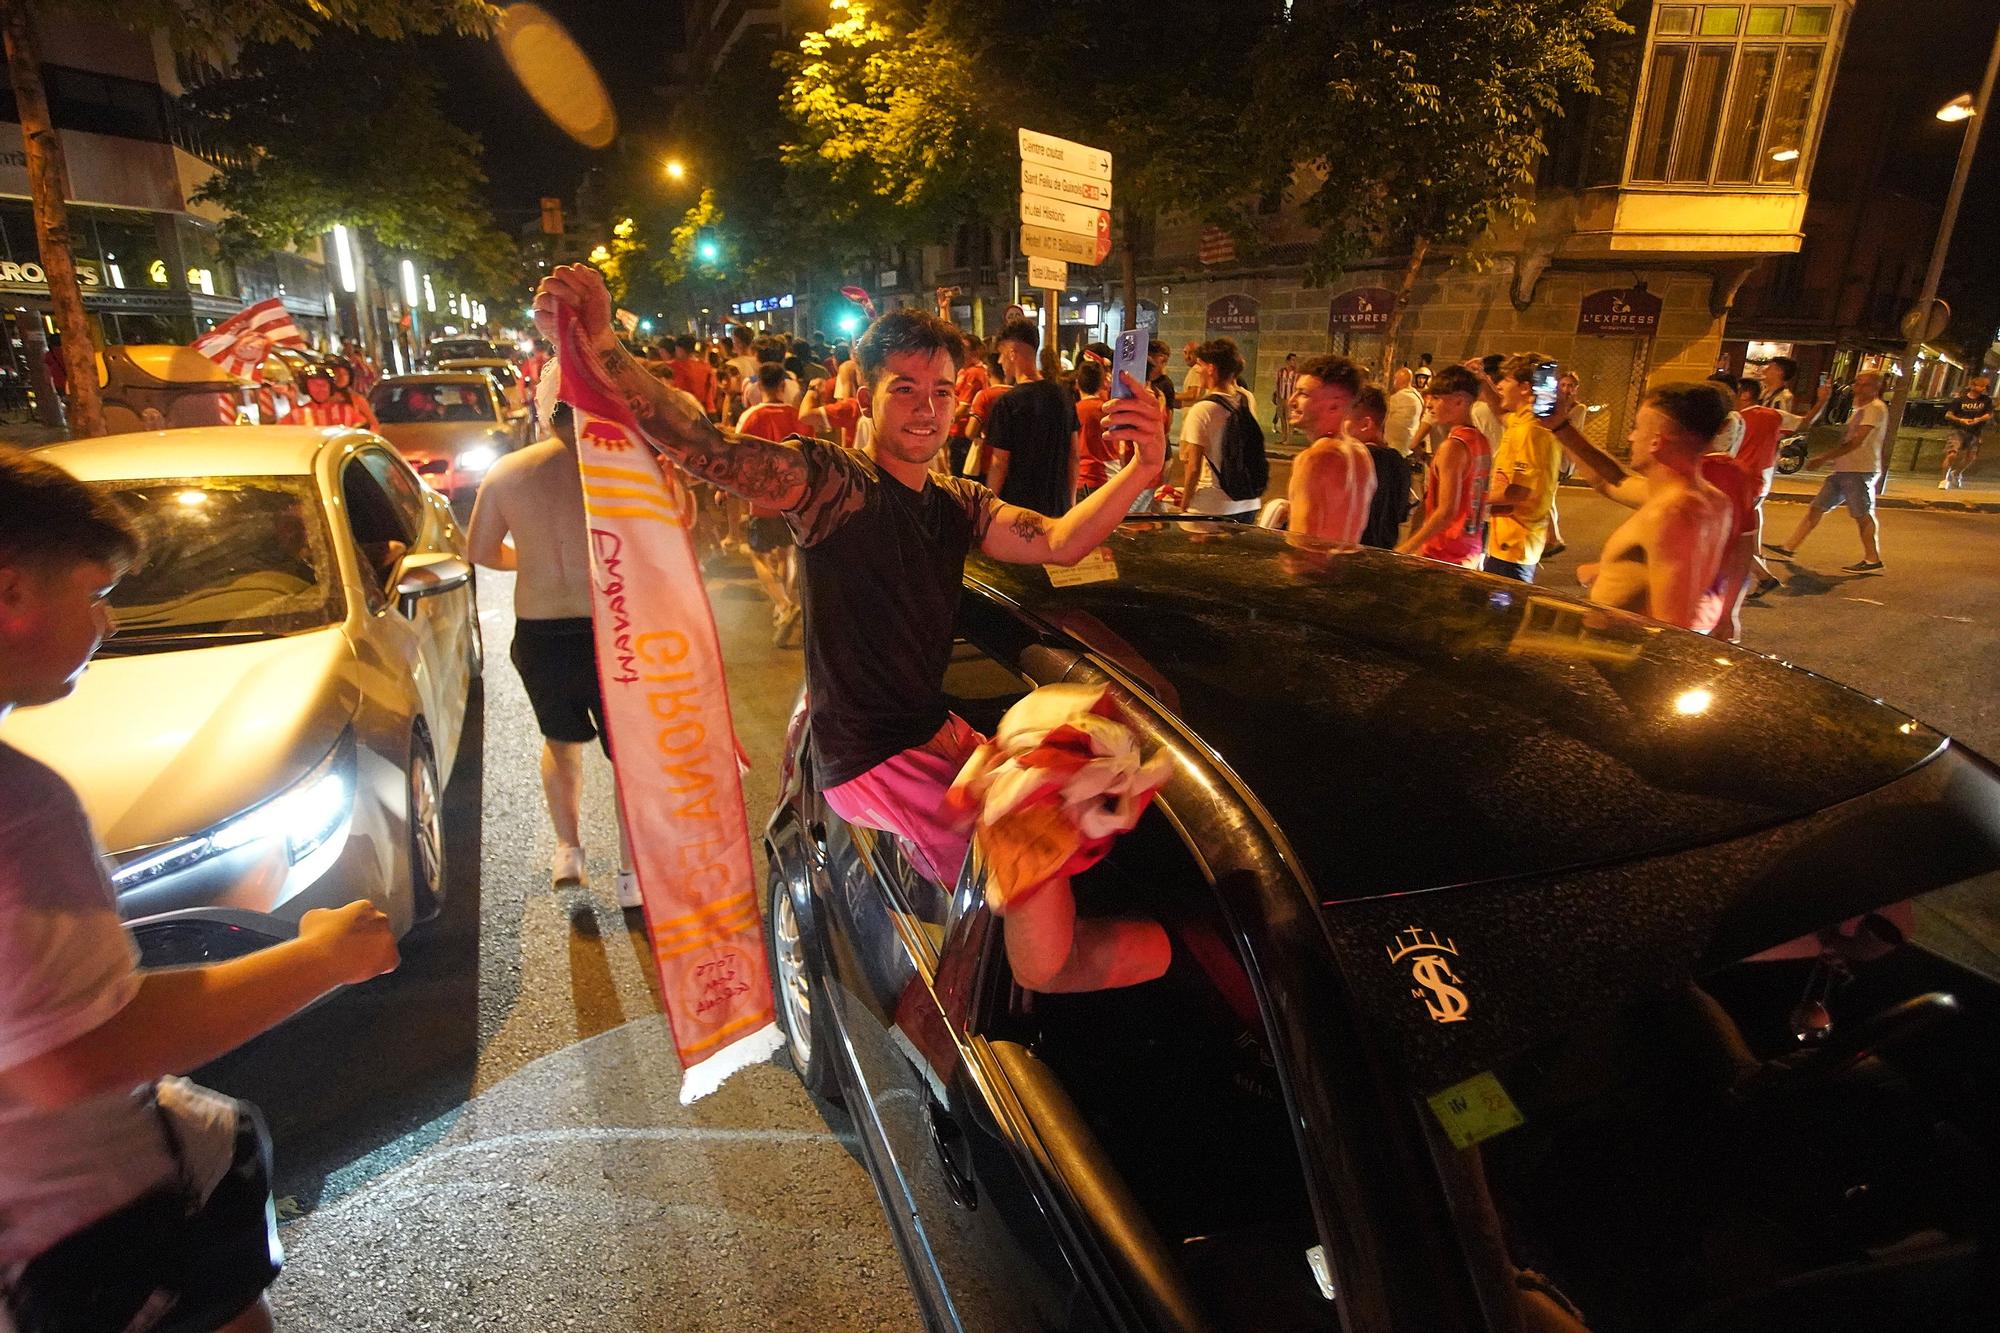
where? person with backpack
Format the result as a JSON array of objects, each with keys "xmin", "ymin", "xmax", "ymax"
[{"xmin": 1174, "ymin": 338, "xmax": 1266, "ymax": 520}]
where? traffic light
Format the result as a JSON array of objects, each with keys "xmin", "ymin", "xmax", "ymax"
[{"xmin": 694, "ymin": 228, "xmax": 721, "ymax": 265}]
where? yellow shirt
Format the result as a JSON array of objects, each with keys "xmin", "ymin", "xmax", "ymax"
[{"xmin": 1487, "ymin": 409, "xmax": 1561, "ymax": 566}]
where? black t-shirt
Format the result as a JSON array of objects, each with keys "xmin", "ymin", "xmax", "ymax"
[
  {"xmin": 782, "ymin": 438, "xmax": 996, "ymax": 787},
  {"xmin": 985, "ymin": 378, "xmax": 1078, "ymax": 517},
  {"xmin": 1149, "ymin": 372, "xmax": 1177, "ymax": 411},
  {"xmin": 1949, "ymin": 391, "xmax": 1994, "ymax": 438},
  {"xmin": 1361, "ymin": 446, "xmax": 1413, "ymax": 549}
]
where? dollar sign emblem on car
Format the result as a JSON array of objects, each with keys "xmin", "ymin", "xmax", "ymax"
[{"xmin": 1386, "ymin": 927, "xmax": 1471, "ymax": 1025}]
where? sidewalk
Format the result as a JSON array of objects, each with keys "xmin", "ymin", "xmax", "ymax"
[{"xmin": 1763, "ymin": 468, "xmax": 2000, "ymax": 514}]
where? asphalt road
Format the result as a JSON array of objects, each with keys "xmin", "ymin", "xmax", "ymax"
[{"xmin": 193, "ymin": 489, "xmax": 2000, "ymax": 1331}]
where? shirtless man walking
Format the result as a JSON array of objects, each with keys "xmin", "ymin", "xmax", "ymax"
[
  {"xmin": 466, "ymin": 399, "xmax": 638, "ymax": 906},
  {"xmin": 1285, "ymin": 354, "xmax": 1375, "ymax": 544},
  {"xmin": 534, "ymin": 264, "xmax": 1170, "ymax": 993},
  {"xmin": 1546, "ymin": 381, "xmax": 1736, "ymax": 629}
]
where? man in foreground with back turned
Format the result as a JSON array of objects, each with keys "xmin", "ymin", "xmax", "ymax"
[{"xmin": 534, "ymin": 265, "xmax": 1172, "ymax": 993}]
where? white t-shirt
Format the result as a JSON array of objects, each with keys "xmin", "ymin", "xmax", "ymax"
[
  {"xmin": 727, "ymin": 353, "xmax": 759, "ymax": 385},
  {"xmin": 741, "ymin": 371, "xmax": 802, "ymax": 408},
  {"xmin": 0, "ymin": 742, "xmax": 236, "ymax": 1265},
  {"xmin": 1835, "ymin": 398, "xmax": 1888, "ymax": 474},
  {"xmin": 1180, "ymin": 386, "xmax": 1262, "ymax": 516},
  {"xmin": 1385, "ymin": 386, "xmax": 1425, "ymax": 452},
  {"xmin": 1471, "ymin": 400, "xmax": 1505, "ymax": 450}
]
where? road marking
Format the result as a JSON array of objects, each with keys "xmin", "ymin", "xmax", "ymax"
[{"xmin": 1842, "ymin": 597, "xmax": 1886, "ymax": 605}]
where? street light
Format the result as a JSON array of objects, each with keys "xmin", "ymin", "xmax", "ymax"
[
  {"xmin": 1938, "ymin": 93, "xmax": 1976, "ymax": 123},
  {"xmin": 331, "ymin": 224, "xmax": 357, "ymax": 294},
  {"xmin": 400, "ymin": 259, "xmax": 419, "ymax": 307},
  {"xmin": 664, "ymin": 158, "xmax": 687, "ymax": 182}
]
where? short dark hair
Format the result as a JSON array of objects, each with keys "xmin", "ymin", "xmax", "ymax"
[
  {"xmin": 1736, "ymin": 377, "xmax": 1762, "ymax": 397},
  {"xmin": 1284, "ymin": 352, "xmax": 1297, "ymax": 362},
  {"xmin": 1297, "ymin": 353, "xmax": 1363, "ymax": 395},
  {"xmin": 1766, "ymin": 356, "xmax": 1797, "ymax": 381},
  {"xmin": 1500, "ymin": 352, "xmax": 1552, "ymax": 384},
  {"xmin": 730, "ymin": 326, "xmax": 753, "ymax": 349},
  {"xmin": 996, "ymin": 317, "xmax": 1040, "ymax": 353},
  {"xmin": 1075, "ymin": 360, "xmax": 1105, "ymax": 395},
  {"xmin": 1429, "ymin": 364, "xmax": 1482, "ymax": 400},
  {"xmin": 834, "ymin": 341, "xmax": 852, "ymax": 361},
  {"xmin": 1148, "ymin": 339, "xmax": 1169, "ymax": 359},
  {"xmin": 1195, "ymin": 338, "xmax": 1244, "ymax": 382},
  {"xmin": 1706, "ymin": 371, "xmax": 1738, "ymax": 388},
  {"xmin": 1481, "ymin": 353, "xmax": 1505, "ymax": 381},
  {"xmin": 674, "ymin": 334, "xmax": 696, "ymax": 354},
  {"xmin": 756, "ymin": 363, "xmax": 787, "ymax": 392},
  {"xmin": 0, "ymin": 445, "xmax": 141, "ymax": 571},
  {"xmin": 1644, "ymin": 381, "xmax": 1732, "ymax": 443},
  {"xmin": 754, "ymin": 336, "xmax": 786, "ymax": 365},
  {"xmin": 856, "ymin": 308, "xmax": 967, "ymax": 385},
  {"xmin": 1352, "ymin": 386, "xmax": 1389, "ymax": 422}
]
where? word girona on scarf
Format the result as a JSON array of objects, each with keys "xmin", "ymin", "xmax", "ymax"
[{"xmin": 553, "ymin": 307, "xmax": 781, "ymax": 1101}]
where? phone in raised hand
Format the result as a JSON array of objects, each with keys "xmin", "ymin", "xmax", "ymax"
[
  {"xmin": 1110, "ymin": 328, "xmax": 1147, "ymax": 399},
  {"xmin": 1531, "ymin": 360, "xmax": 1562, "ymax": 420}
]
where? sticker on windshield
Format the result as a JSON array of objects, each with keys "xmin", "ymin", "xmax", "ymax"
[
  {"xmin": 1427, "ymin": 1071, "xmax": 1524, "ymax": 1149},
  {"xmin": 1387, "ymin": 927, "xmax": 1468, "ymax": 1024},
  {"xmin": 1046, "ymin": 546, "xmax": 1118, "ymax": 587}
]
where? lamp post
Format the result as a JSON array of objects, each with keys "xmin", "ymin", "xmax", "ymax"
[{"xmin": 1883, "ymin": 22, "xmax": 2000, "ymax": 463}]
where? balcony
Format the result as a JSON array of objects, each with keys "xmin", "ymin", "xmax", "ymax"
[{"xmin": 1561, "ymin": 183, "xmax": 1807, "ymax": 258}]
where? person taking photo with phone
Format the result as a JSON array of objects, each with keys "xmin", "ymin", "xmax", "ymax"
[{"xmin": 1482, "ymin": 353, "xmax": 1565, "ymax": 583}]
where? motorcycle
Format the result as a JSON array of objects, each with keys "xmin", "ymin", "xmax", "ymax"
[{"xmin": 1776, "ymin": 430, "xmax": 1809, "ymax": 475}]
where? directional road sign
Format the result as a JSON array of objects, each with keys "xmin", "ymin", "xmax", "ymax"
[
  {"xmin": 1021, "ymin": 222, "xmax": 1111, "ymax": 266},
  {"xmin": 1027, "ymin": 257, "xmax": 1068, "ymax": 290},
  {"xmin": 1018, "ymin": 128, "xmax": 1112, "ymax": 182},
  {"xmin": 1020, "ymin": 161, "xmax": 1112, "ymax": 210},
  {"xmin": 1019, "ymin": 193, "xmax": 1108, "ymax": 242}
]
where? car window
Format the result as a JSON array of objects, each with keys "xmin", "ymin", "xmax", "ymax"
[
  {"xmin": 359, "ymin": 447, "xmax": 432, "ymax": 542},
  {"xmin": 340, "ymin": 455, "xmax": 411, "ymax": 608},
  {"xmin": 373, "ymin": 381, "xmax": 495, "ymax": 423},
  {"xmin": 95, "ymin": 476, "xmax": 343, "ymax": 643}
]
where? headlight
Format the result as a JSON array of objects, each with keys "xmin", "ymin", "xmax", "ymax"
[
  {"xmin": 111, "ymin": 731, "xmax": 356, "ymax": 891},
  {"xmin": 458, "ymin": 445, "xmax": 498, "ymax": 473}
]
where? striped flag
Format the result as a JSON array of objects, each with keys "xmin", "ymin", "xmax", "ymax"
[{"xmin": 191, "ymin": 298, "xmax": 307, "ymax": 380}]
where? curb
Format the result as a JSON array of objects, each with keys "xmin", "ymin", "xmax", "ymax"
[{"xmin": 1761, "ymin": 488, "xmax": 2000, "ymax": 515}]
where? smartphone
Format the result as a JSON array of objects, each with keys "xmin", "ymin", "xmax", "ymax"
[
  {"xmin": 1531, "ymin": 360, "xmax": 1561, "ymax": 419},
  {"xmin": 1110, "ymin": 328, "xmax": 1147, "ymax": 398}
]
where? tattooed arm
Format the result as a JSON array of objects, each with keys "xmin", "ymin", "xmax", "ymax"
[
  {"xmin": 981, "ymin": 372, "xmax": 1166, "ymax": 565},
  {"xmin": 535, "ymin": 266, "xmax": 809, "ymax": 511}
]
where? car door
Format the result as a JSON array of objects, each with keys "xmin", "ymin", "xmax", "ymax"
[
  {"xmin": 360, "ymin": 444, "xmax": 473, "ymax": 768},
  {"xmin": 811, "ymin": 639, "xmax": 1098, "ymax": 1332},
  {"xmin": 338, "ymin": 450, "xmax": 456, "ymax": 755}
]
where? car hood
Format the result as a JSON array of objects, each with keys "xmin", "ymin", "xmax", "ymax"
[
  {"xmin": 0, "ymin": 628, "xmax": 359, "ymax": 854},
  {"xmin": 374, "ymin": 420, "xmax": 509, "ymax": 458},
  {"xmin": 969, "ymin": 522, "xmax": 1949, "ymax": 898}
]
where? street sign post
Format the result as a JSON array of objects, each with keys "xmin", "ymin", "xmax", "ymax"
[
  {"xmin": 1020, "ymin": 161, "xmax": 1112, "ymax": 209},
  {"xmin": 1019, "ymin": 193, "xmax": 1108, "ymax": 242},
  {"xmin": 1027, "ymin": 257, "xmax": 1068, "ymax": 290},
  {"xmin": 1020, "ymin": 223, "xmax": 1111, "ymax": 266},
  {"xmin": 1018, "ymin": 128, "xmax": 1112, "ymax": 182}
]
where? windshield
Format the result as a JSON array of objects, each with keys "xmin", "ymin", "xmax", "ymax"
[
  {"xmin": 97, "ymin": 477, "xmax": 342, "ymax": 642},
  {"xmin": 430, "ymin": 340, "xmax": 503, "ymax": 363},
  {"xmin": 1322, "ymin": 782, "xmax": 2000, "ymax": 1333},
  {"xmin": 372, "ymin": 382, "xmax": 494, "ymax": 423}
]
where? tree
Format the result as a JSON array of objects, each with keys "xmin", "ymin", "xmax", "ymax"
[
  {"xmin": 1250, "ymin": 0, "xmax": 1627, "ymax": 367},
  {"xmin": 186, "ymin": 35, "xmax": 521, "ymax": 305},
  {"xmin": 0, "ymin": 0, "xmax": 494, "ymax": 436}
]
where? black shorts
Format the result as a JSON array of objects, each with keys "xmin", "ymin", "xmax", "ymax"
[
  {"xmin": 745, "ymin": 515, "xmax": 794, "ymax": 554},
  {"xmin": 511, "ymin": 616, "xmax": 607, "ymax": 750},
  {"xmin": 6, "ymin": 1109, "xmax": 281, "ymax": 1333}
]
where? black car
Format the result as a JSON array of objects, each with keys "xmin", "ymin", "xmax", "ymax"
[{"xmin": 762, "ymin": 520, "xmax": 2000, "ymax": 1333}]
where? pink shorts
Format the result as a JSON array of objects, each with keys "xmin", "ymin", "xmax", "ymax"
[{"xmin": 823, "ymin": 715, "xmax": 985, "ymax": 886}]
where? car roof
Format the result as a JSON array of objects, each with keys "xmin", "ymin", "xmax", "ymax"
[
  {"xmin": 375, "ymin": 373, "xmax": 496, "ymax": 388},
  {"xmin": 37, "ymin": 426, "xmax": 364, "ymax": 480},
  {"xmin": 968, "ymin": 521, "xmax": 1947, "ymax": 899}
]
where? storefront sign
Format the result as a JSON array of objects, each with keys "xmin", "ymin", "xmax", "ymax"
[
  {"xmin": 1204, "ymin": 293, "xmax": 1259, "ymax": 335},
  {"xmin": 0, "ymin": 259, "xmax": 103, "ymax": 292},
  {"xmin": 1577, "ymin": 286, "xmax": 1662, "ymax": 337},
  {"xmin": 1327, "ymin": 286, "xmax": 1397, "ymax": 335},
  {"xmin": 729, "ymin": 293, "xmax": 794, "ymax": 316}
]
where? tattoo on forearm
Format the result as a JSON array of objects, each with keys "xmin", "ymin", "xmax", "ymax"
[
  {"xmin": 1009, "ymin": 509, "xmax": 1048, "ymax": 544},
  {"xmin": 593, "ymin": 338, "xmax": 806, "ymax": 504}
]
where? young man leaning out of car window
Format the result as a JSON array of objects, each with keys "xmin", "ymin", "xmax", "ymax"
[
  {"xmin": 534, "ymin": 265, "xmax": 1172, "ymax": 994},
  {"xmin": 0, "ymin": 447, "xmax": 400, "ymax": 1331}
]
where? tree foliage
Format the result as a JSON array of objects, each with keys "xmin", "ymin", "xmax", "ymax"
[
  {"xmin": 58, "ymin": 0, "xmax": 495, "ymax": 65},
  {"xmin": 185, "ymin": 36, "xmax": 521, "ymax": 300},
  {"xmin": 1251, "ymin": 0, "xmax": 1629, "ymax": 283}
]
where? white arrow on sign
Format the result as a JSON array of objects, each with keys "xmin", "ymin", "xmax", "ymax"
[
  {"xmin": 1019, "ymin": 193, "xmax": 1107, "ymax": 241},
  {"xmin": 1027, "ymin": 257, "xmax": 1068, "ymax": 290},
  {"xmin": 1020, "ymin": 161, "xmax": 1112, "ymax": 210},
  {"xmin": 1018, "ymin": 127, "xmax": 1112, "ymax": 183},
  {"xmin": 1020, "ymin": 223, "xmax": 1110, "ymax": 266}
]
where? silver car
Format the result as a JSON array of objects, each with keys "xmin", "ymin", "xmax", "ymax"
[
  {"xmin": 369, "ymin": 372, "xmax": 530, "ymax": 499},
  {"xmin": 0, "ymin": 426, "xmax": 481, "ymax": 965}
]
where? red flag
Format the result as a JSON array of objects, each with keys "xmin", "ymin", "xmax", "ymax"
[
  {"xmin": 553, "ymin": 308, "xmax": 782, "ymax": 1102},
  {"xmin": 190, "ymin": 298, "xmax": 306, "ymax": 380},
  {"xmin": 838, "ymin": 285, "xmax": 876, "ymax": 320}
]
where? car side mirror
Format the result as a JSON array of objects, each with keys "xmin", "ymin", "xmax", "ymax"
[{"xmin": 394, "ymin": 552, "xmax": 471, "ymax": 613}]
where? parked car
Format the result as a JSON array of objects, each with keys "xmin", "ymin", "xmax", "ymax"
[
  {"xmin": 1, "ymin": 426, "xmax": 481, "ymax": 966},
  {"xmin": 97, "ymin": 344, "xmax": 257, "ymax": 433},
  {"xmin": 425, "ymin": 337, "xmax": 514, "ymax": 366},
  {"xmin": 764, "ymin": 520, "xmax": 2000, "ymax": 1333},
  {"xmin": 369, "ymin": 371, "xmax": 528, "ymax": 497},
  {"xmin": 434, "ymin": 357, "xmax": 527, "ymax": 414}
]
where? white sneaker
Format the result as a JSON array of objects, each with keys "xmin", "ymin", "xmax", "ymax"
[
  {"xmin": 1940, "ymin": 478, "xmax": 1954, "ymax": 490},
  {"xmin": 551, "ymin": 844, "xmax": 587, "ymax": 886},
  {"xmin": 615, "ymin": 870, "xmax": 642, "ymax": 910}
]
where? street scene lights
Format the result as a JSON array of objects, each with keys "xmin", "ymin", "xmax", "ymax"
[
  {"xmin": 1937, "ymin": 92, "xmax": 1976, "ymax": 123},
  {"xmin": 664, "ymin": 157, "xmax": 687, "ymax": 182}
]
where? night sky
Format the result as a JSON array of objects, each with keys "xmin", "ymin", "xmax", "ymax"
[{"xmin": 422, "ymin": 1, "xmax": 685, "ymax": 226}]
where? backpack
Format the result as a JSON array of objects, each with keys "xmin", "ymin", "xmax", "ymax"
[{"xmin": 1205, "ymin": 390, "xmax": 1268, "ymax": 501}]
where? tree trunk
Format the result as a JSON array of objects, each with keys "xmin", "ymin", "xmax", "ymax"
[
  {"xmin": 1378, "ymin": 235, "xmax": 1430, "ymax": 376},
  {"xmin": 1120, "ymin": 204, "xmax": 1139, "ymax": 337},
  {"xmin": 0, "ymin": 0, "xmax": 104, "ymax": 437}
]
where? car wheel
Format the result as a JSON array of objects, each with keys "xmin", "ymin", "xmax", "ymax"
[
  {"xmin": 465, "ymin": 579, "xmax": 485, "ymax": 678},
  {"xmin": 408, "ymin": 731, "xmax": 446, "ymax": 923},
  {"xmin": 767, "ymin": 857, "xmax": 840, "ymax": 1103}
]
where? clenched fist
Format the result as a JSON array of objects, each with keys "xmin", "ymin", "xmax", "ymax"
[
  {"xmin": 532, "ymin": 264, "xmax": 614, "ymax": 348},
  {"xmin": 299, "ymin": 899, "xmax": 400, "ymax": 987}
]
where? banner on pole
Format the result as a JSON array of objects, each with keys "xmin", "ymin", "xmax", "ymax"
[{"xmin": 553, "ymin": 308, "xmax": 783, "ymax": 1102}]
